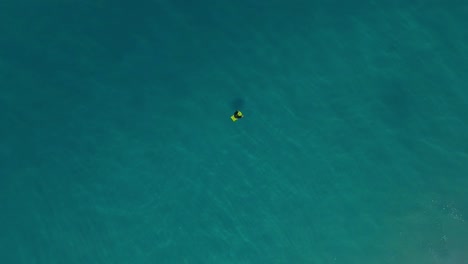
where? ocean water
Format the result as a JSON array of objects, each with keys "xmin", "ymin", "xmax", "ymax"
[{"xmin": 1, "ymin": 1, "xmax": 468, "ymax": 263}]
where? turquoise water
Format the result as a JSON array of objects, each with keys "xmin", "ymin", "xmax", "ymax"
[{"xmin": 1, "ymin": 1, "xmax": 468, "ymax": 263}]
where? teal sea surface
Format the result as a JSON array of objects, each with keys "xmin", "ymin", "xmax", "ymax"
[{"xmin": 1, "ymin": 1, "xmax": 468, "ymax": 263}]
